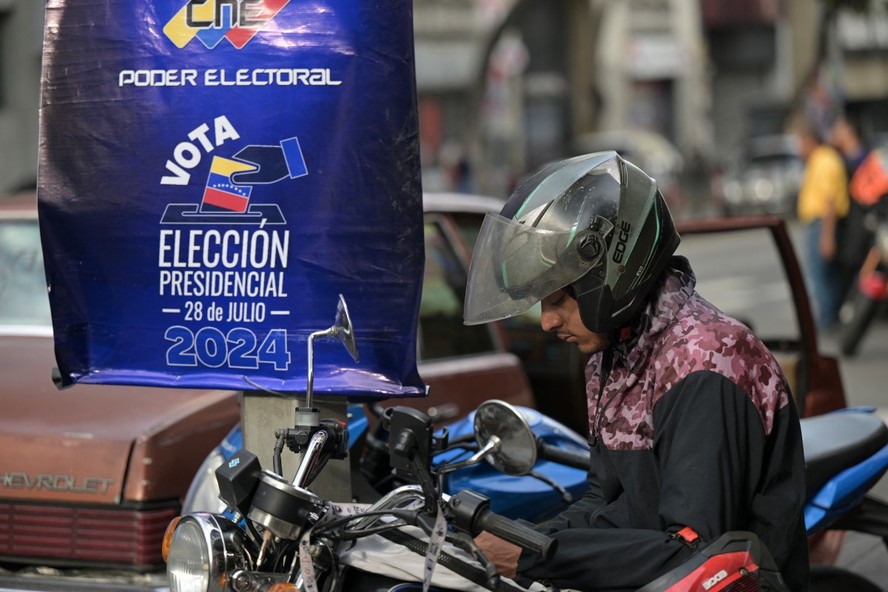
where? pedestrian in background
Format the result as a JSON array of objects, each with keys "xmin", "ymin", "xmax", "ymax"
[
  {"xmin": 829, "ymin": 116, "xmax": 872, "ymax": 307},
  {"xmin": 795, "ymin": 119, "xmax": 850, "ymax": 331}
]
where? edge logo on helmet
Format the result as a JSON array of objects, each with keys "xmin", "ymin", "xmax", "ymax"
[{"xmin": 612, "ymin": 220, "xmax": 632, "ymax": 263}]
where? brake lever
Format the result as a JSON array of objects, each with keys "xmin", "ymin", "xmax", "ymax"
[{"xmin": 447, "ymin": 531, "xmax": 500, "ymax": 589}]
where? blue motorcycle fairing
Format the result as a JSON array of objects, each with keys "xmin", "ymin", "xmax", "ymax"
[{"xmin": 805, "ymin": 442, "xmax": 888, "ymax": 533}]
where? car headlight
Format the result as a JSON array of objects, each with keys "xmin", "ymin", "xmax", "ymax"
[
  {"xmin": 167, "ymin": 513, "xmax": 250, "ymax": 592},
  {"xmin": 753, "ymin": 178, "xmax": 774, "ymax": 201},
  {"xmin": 723, "ymin": 180, "xmax": 742, "ymax": 203},
  {"xmin": 182, "ymin": 447, "xmax": 228, "ymax": 515}
]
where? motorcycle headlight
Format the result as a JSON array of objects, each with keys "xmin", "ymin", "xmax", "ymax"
[{"xmin": 167, "ymin": 513, "xmax": 250, "ymax": 592}]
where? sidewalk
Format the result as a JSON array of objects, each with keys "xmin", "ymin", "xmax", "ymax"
[{"xmin": 837, "ymin": 529, "xmax": 888, "ymax": 588}]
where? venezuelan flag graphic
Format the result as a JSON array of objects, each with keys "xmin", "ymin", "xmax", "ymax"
[
  {"xmin": 201, "ymin": 156, "xmax": 255, "ymax": 213},
  {"xmin": 164, "ymin": 0, "xmax": 291, "ymax": 50}
]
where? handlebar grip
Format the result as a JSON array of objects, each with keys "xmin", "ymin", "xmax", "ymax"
[
  {"xmin": 477, "ymin": 507, "xmax": 557, "ymax": 560},
  {"xmin": 537, "ymin": 441, "xmax": 591, "ymax": 471}
]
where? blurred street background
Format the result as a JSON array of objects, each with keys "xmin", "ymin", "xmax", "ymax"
[{"xmin": 4, "ymin": 0, "xmax": 888, "ymax": 215}]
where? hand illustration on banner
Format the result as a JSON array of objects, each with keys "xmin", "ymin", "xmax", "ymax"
[
  {"xmin": 231, "ymin": 137, "xmax": 309, "ymax": 185},
  {"xmin": 161, "ymin": 134, "xmax": 307, "ymax": 225}
]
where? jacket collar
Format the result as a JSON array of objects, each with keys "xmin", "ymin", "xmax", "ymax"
[{"xmin": 614, "ymin": 256, "xmax": 696, "ymax": 373}]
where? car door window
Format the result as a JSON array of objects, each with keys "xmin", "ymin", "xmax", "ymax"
[
  {"xmin": 419, "ymin": 220, "xmax": 495, "ymax": 360},
  {"xmin": 0, "ymin": 219, "xmax": 51, "ymax": 329},
  {"xmin": 449, "ymin": 212, "xmax": 485, "ymax": 258}
]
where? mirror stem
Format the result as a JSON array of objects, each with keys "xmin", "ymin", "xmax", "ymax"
[
  {"xmin": 305, "ymin": 327, "xmax": 335, "ymax": 409},
  {"xmin": 436, "ymin": 436, "xmax": 501, "ymax": 493}
]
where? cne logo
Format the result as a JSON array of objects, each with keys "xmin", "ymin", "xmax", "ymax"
[
  {"xmin": 702, "ymin": 569, "xmax": 729, "ymax": 590},
  {"xmin": 164, "ymin": 0, "xmax": 291, "ymax": 50}
]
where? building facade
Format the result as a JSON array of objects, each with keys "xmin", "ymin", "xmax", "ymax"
[
  {"xmin": 0, "ymin": 1, "xmax": 42, "ymax": 194},
  {"xmin": 5, "ymin": 0, "xmax": 888, "ymax": 197}
]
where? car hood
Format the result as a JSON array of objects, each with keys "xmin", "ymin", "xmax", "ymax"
[{"xmin": 0, "ymin": 336, "xmax": 240, "ymax": 505}]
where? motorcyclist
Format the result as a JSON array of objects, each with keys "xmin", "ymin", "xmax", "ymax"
[{"xmin": 464, "ymin": 152, "xmax": 808, "ymax": 591}]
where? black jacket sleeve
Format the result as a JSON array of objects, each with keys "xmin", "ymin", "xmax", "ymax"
[{"xmin": 516, "ymin": 371, "xmax": 808, "ymax": 592}]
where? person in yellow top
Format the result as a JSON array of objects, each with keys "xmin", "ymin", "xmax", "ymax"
[{"xmin": 795, "ymin": 120, "xmax": 850, "ymax": 330}]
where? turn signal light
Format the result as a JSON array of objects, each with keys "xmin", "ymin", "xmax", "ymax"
[{"xmin": 161, "ymin": 516, "xmax": 182, "ymax": 563}]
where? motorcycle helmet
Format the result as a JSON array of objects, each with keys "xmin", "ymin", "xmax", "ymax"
[{"xmin": 463, "ymin": 151, "xmax": 680, "ymax": 333}]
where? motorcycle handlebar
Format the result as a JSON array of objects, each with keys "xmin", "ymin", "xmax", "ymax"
[
  {"xmin": 449, "ymin": 490, "xmax": 557, "ymax": 560},
  {"xmin": 537, "ymin": 441, "xmax": 591, "ymax": 471},
  {"xmin": 477, "ymin": 506, "xmax": 557, "ymax": 560}
]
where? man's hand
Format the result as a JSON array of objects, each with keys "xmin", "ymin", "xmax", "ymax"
[{"xmin": 474, "ymin": 531, "xmax": 522, "ymax": 578}]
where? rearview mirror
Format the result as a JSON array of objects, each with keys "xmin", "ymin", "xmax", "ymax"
[{"xmin": 473, "ymin": 400, "xmax": 537, "ymax": 475}]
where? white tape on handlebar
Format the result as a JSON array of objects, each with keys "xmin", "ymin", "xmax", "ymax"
[{"xmin": 423, "ymin": 501, "xmax": 447, "ymax": 592}]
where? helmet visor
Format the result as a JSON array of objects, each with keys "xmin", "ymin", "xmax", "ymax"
[{"xmin": 463, "ymin": 212, "xmax": 604, "ymax": 325}]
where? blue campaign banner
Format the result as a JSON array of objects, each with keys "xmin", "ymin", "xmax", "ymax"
[{"xmin": 37, "ymin": 0, "xmax": 426, "ymax": 399}]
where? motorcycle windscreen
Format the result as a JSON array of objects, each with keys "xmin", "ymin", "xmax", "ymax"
[{"xmin": 36, "ymin": 0, "xmax": 426, "ymax": 399}]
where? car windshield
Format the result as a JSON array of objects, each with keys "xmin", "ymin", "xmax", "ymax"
[{"xmin": 0, "ymin": 218, "xmax": 52, "ymax": 333}]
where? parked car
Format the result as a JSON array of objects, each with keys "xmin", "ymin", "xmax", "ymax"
[
  {"xmin": 0, "ymin": 192, "xmax": 242, "ymax": 586},
  {"xmin": 712, "ymin": 134, "xmax": 804, "ymax": 217},
  {"xmin": 0, "ymin": 191, "xmax": 535, "ymax": 591}
]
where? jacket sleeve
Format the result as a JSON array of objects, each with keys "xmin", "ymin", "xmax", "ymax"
[{"xmin": 515, "ymin": 370, "xmax": 807, "ymax": 591}]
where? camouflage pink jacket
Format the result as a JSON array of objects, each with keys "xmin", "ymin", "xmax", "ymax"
[
  {"xmin": 517, "ymin": 257, "xmax": 809, "ymax": 592},
  {"xmin": 585, "ymin": 256, "xmax": 789, "ymax": 449}
]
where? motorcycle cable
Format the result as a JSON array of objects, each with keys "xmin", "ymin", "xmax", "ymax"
[
  {"xmin": 313, "ymin": 508, "xmax": 421, "ymax": 539},
  {"xmin": 273, "ymin": 431, "xmax": 287, "ymax": 475}
]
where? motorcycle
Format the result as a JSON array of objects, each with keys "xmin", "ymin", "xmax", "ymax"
[
  {"xmin": 165, "ymin": 396, "xmax": 795, "ymax": 592},
  {"xmin": 840, "ymin": 149, "xmax": 888, "ymax": 357},
  {"xmin": 168, "ymin": 403, "xmax": 888, "ymax": 592},
  {"xmin": 164, "ymin": 297, "xmax": 793, "ymax": 592}
]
